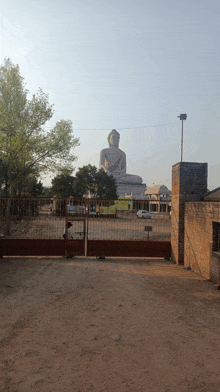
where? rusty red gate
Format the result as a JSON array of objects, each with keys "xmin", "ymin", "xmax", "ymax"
[{"xmin": 0, "ymin": 198, "xmax": 171, "ymax": 258}]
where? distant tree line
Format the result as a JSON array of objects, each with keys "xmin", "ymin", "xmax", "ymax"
[{"xmin": 51, "ymin": 164, "xmax": 118, "ymax": 199}]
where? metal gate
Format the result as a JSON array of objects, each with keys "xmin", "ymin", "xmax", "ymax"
[
  {"xmin": 85, "ymin": 199, "xmax": 171, "ymax": 258},
  {"xmin": 0, "ymin": 197, "xmax": 171, "ymax": 258}
]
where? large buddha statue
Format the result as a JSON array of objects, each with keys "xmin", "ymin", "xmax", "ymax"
[{"xmin": 99, "ymin": 129, "xmax": 143, "ymax": 184}]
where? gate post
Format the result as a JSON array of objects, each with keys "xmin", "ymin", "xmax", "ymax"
[
  {"xmin": 84, "ymin": 198, "xmax": 88, "ymax": 257},
  {"xmin": 64, "ymin": 198, "xmax": 68, "ymax": 257},
  {"xmin": 0, "ymin": 235, "xmax": 3, "ymax": 259},
  {"xmin": 171, "ymin": 162, "xmax": 207, "ymax": 265}
]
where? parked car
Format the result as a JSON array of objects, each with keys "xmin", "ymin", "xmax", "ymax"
[{"xmin": 136, "ymin": 210, "xmax": 151, "ymax": 219}]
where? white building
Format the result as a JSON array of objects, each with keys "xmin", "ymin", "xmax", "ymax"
[{"xmin": 144, "ymin": 185, "xmax": 171, "ymax": 214}]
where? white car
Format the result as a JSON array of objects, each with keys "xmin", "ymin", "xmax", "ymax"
[{"xmin": 136, "ymin": 210, "xmax": 151, "ymax": 219}]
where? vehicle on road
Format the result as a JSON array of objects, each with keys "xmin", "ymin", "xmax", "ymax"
[{"xmin": 136, "ymin": 210, "xmax": 151, "ymax": 219}]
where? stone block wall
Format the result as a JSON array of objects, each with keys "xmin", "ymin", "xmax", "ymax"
[
  {"xmin": 171, "ymin": 162, "xmax": 207, "ymax": 264},
  {"xmin": 116, "ymin": 183, "xmax": 146, "ymax": 198},
  {"xmin": 184, "ymin": 202, "xmax": 220, "ymax": 282}
]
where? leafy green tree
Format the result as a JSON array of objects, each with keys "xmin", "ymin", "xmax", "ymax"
[
  {"xmin": 95, "ymin": 168, "xmax": 118, "ymax": 199},
  {"xmin": 0, "ymin": 58, "xmax": 80, "ymax": 196},
  {"xmin": 42, "ymin": 187, "xmax": 53, "ymax": 197},
  {"xmin": 15, "ymin": 175, "xmax": 43, "ymax": 197},
  {"xmin": 1, "ymin": 172, "xmax": 43, "ymax": 197},
  {"xmin": 72, "ymin": 164, "xmax": 97, "ymax": 198},
  {"xmin": 29, "ymin": 178, "xmax": 43, "ymax": 197},
  {"xmin": 72, "ymin": 164, "xmax": 117, "ymax": 199},
  {"xmin": 51, "ymin": 169, "xmax": 75, "ymax": 197}
]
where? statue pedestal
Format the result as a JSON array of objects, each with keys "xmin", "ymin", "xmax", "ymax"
[{"xmin": 116, "ymin": 182, "xmax": 146, "ymax": 198}]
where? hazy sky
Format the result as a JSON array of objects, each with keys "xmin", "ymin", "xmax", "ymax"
[{"xmin": 1, "ymin": 0, "xmax": 220, "ymax": 189}]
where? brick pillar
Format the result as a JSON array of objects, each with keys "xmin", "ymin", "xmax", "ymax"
[{"xmin": 171, "ymin": 162, "xmax": 208, "ymax": 265}]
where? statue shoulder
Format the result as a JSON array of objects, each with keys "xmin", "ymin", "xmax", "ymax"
[
  {"xmin": 120, "ymin": 149, "xmax": 126, "ymax": 158},
  {"xmin": 100, "ymin": 148, "xmax": 109, "ymax": 155}
]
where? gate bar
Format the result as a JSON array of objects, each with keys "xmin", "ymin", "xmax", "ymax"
[{"xmin": 84, "ymin": 198, "xmax": 88, "ymax": 257}]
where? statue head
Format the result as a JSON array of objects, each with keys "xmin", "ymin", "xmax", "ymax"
[{"xmin": 108, "ymin": 129, "xmax": 120, "ymax": 147}]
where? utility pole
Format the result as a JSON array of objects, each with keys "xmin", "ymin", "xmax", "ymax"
[{"xmin": 177, "ymin": 114, "xmax": 187, "ymax": 162}]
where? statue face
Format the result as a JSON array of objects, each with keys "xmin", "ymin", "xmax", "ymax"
[{"xmin": 110, "ymin": 132, "xmax": 120, "ymax": 147}]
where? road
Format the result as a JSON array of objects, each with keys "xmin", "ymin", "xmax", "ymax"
[{"xmin": 1, "ymin": 257, "xmax": 220, "ymax": 391}]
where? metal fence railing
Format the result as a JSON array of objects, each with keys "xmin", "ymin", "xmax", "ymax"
[
  {"xmin": 0, "ymin": 198, "xmax": 66, "ymax": 239},
  {"xmin": 0, "ymin": 198, "xmax": 171, "ymax": 241},
  {"xmin": 87, "ymin": 212, "xmax": 171, "ymax": 241}
]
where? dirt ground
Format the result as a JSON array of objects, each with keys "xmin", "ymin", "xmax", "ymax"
[
  {"xmin": 6, "ymin": 214, "xmax": 171, "ymax": 241},
  {"xmin": 1, "ymin": 257, "xmax": 220, "ymax": 392}
]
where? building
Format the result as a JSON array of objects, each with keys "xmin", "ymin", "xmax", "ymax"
[{"xmin": 144, "ymin": 185, "xmax": 171, "ymax": 214}]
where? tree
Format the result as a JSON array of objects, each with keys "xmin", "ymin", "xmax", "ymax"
[
  {"xmin": 42, "ymin": 187, "xmax": 53, "ymax": 197},
  {"xmin": 0, "ymin": 58, "xmax": 80, "ymax": 196},
  {"xmin": 1, "ymin": 172, "xmax": 43, "ymax": 197},
  {"xmin": 13, "ymin": 175, "xmax": 43, "ymax": 197},
  {"xmin": 51, "ymin": 169, "xmax": 75, "ymax": 197},
  {"xmin": 29, "ymin": 178, "xmax": 43, "ymax": 197},
  {"xmin": 95, "ymin": 168, "xmax": 118, "ymax": 199},
  {"xmin": 72, "ymin": 164, "xmax": 118, "ymax": 199},
  {"xmin": 72, "ymin": 164, "xmax": 97, "ymax": 198}
]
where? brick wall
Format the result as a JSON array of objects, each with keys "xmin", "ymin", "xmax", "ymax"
[
  {"xmin": 184, "ymin": 202, "xmax": 220, "ymax": 282},
  {"xmin": 171, "ymin": 162, "xmax": 208, "ymax": 264}
]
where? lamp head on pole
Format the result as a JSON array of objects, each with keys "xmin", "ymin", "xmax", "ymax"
[{"xmin": 177, "ymin": 113, "xmax": 187, "ymax": 120}]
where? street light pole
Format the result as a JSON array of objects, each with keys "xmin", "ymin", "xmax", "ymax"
[
  {"xmin": 177, "ymin": 114, "xmax": 187, "ymax": 162},
  {"xmin": 181, "ymin": 119, "xmax": 183, "ymax": 162}
]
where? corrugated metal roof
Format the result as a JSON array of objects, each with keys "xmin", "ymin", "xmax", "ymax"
[{"xmin": 204, "ymin": 187, "xmax": 220, "ymax": 201}]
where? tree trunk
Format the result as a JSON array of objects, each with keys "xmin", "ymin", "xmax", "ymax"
[
  {"xmin": 5, "ymin": 172, "xmax": 13, "ymax": 235},
  {"xmin": 5, "ymin": 198, "xmax": 11, "ymax": 236}
]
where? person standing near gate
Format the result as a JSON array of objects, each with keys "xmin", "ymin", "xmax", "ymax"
[{"xmin": 63, "ymin": 222, "xmax": 73, "ymax": 239}]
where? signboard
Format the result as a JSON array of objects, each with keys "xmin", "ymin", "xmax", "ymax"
[
  {"xmin": 100, "ymin": 205, "xmax": 117, "ymax": 215},
  {"xmin": 67, "ymin": 205, "xmax": 85, "ymax": 214},
  {"xmin": 115, "ymin": 198, "xmax": 133, "ymax": 211}
]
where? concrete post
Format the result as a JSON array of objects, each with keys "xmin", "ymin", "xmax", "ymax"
[{"xmin": 171, "ymin": 162, "xmax": 208, "ymax": 265}]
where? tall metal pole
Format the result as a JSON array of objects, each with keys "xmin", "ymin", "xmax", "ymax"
[
  {"xmin": 181, "ymin": 119, "xmax": 183, "ymax": 162},
  {"xmin": 177, "ymin": 114, "xmax": 187, "ymax": 163}
]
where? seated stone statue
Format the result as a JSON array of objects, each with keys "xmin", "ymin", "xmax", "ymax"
[{"xmin": 99, "ymin": 129, "xmax": 143, "ymax": 184}]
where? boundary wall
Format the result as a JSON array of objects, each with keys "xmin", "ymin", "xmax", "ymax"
[
  {"xmin": 184, "ymin": 202, "xmax": 220, "ymax": 283},
  {"xmin": 171, "ymin": 161, "xmax": 220, "ymax": 283}
]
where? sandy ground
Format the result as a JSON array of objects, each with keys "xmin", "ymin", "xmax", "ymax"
[
  {"xmin": 6, "ymin": 215, "xmax": 171, "ymax": 241},
  {"xmin": 1, "ymin": 257, "xmax": 220, "ymax": 392}
]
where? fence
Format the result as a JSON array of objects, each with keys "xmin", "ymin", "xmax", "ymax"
[{"xmin": 0, "ymin": 197, "xmax": 171, "ymax": 257}]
